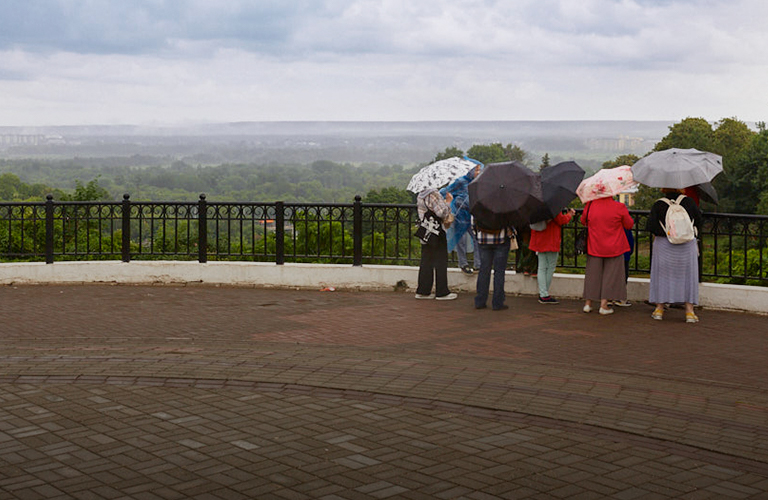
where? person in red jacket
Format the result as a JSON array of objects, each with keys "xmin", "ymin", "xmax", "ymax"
[
  {"xmin": 529, "ymin": 208, "xmax": 575, "ymax": 304},
  {"xmin": 580, "ymin": 197, "xmax": 634, "ymax": 315}
]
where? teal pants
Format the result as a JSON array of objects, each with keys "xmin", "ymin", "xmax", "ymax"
[{"xmin": 536, "ymin": 251, "xmax": 559, "ymax": 298}]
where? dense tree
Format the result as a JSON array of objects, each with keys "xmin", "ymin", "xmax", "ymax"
[
  {"xmin": 432, "ymin": 147, "xmax": 464, "ymax": 162},
  {"xmin": 653, "ymin": 117, "xmax": 714, "ymax": 152}
]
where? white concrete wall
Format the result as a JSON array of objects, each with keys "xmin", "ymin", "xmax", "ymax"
[{"xmin": 0, "ymin": 261, "xmax": 765, "ymax": 315}]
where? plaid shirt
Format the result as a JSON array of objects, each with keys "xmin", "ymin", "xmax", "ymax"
[{"xmin": 473, "ymin": 219, "xmax": 515, "ymax": 245}]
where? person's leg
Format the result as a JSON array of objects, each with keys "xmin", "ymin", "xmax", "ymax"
[
  {"xmin": 474, "ymin": 244, "xmax": 493, "ymax": 308},
  {"xmin": 538, "ymin": 252, "xmax": 557, "ymax": 298},
  {"xmin": 416, "ymin": 244, "xmax": 434, "ymax": 296},
  {"xmin": 469, "ymin": 229, "xmax": 481, "ymax": 270},
  {"xmin": 456, "ymin": 232, "xmax": 468, "ymax": 269},
  {"xmin": 434, "ymin": 234, "xmax": 451, "ymax": 297},
  {"xmin": 491, "ymin": 240, "xmax": 511, "ymax": 310}
]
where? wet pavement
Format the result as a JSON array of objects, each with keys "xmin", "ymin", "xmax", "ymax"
[{"xmin": 1, "ymin": 284, "xmax": 767, "ymax": 499}]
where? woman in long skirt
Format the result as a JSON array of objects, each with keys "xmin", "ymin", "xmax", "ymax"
[{"xmin": 647, "ymin": 188, "xmax": 703, "ymax": 323}]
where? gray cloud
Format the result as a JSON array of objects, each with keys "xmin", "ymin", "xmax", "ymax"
[{"xmin": 0, "ymin": 0, "xmax": 766, "ymax": 125}]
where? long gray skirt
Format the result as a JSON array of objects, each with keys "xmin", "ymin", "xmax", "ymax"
[
  {"xmin": 649, "ymin": 237, "xmax": 699, "ymax": 305},
  {"xmin": 583, "ymin": 255, "xmax": 626, "ymax": 301}
]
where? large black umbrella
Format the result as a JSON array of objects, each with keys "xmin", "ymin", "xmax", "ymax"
[
  {"xmin": 468, "ymin": 161, "xmax": 545, "ymax": 230},
  {"xmin": 530, "ymin": 161, "xmax": 585, "ymax": 223}
]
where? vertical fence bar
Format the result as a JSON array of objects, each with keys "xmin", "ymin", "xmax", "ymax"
[
  {"xmin": 45, "ymin": 194, "xmax": 55, "ymax": 264},
  {"xmin": 353, "ymin": 195, "xmax": 363, "ymax": 266},
  {"xmin": 198, "ymin": 194, "xmax": 207, "ymax": 263},
  {"xmin": 275, "ymin": 201, "xmax": 285, "ymax": 265},
  {"xmin": 121, "ymin": 194, "xmax": 131, "ymax": 262}
]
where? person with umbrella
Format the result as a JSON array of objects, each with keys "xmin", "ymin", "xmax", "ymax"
[
  {"xmin": 414, "ymin": 188, "xmax": 458, "ymax": 300},
  {"xmin": 529, "ymin": 161, "xmax": 585, "ymax": 304},
  {"xmin": 469, "ymin": 161, "xmax": 544, "ymax": 311},
  {"xmin": 577, "ymin": 167, "xmax": 636, "ymax": 315},
  {"xmin": 439, "ymin": 159, "xmax": 483, "ymax": 275},
  {"xmin": 631, "ymin": 148, "xmax": 721, "ymax": 323}
]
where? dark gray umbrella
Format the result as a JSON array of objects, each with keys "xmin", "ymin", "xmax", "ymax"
[
  {"xmin": 468, "ymin": 161, "xmax": 545, "ymax": 230},
  {"xmin": 530, "ymin": 161, "xmax": 585, "ymax": 223},
  {"xmin": 631, "ymin": 148, "xmax": 723, "ymax": 189},
  {"xmin": 695, "ymin": 181, "xmax": 719, "ymax": 205}
]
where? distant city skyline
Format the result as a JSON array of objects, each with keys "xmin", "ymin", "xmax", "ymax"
[{"xmin": 1, "ymin": 1, "xmax": 766, "ymax": 126}]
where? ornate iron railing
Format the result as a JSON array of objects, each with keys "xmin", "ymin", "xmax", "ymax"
[{"xmin": 0, "ymin": 195, "xmax": 765, "ymax": 285}]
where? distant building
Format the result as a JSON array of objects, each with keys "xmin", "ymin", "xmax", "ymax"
[{"xmin": 618, "ymin": 185, "xmax": 639, "ymax": 207}]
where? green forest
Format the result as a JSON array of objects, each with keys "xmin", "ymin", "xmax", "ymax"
[{"xmin": 1, "ymin": 117, "xmax": 767, "ymax": 214}]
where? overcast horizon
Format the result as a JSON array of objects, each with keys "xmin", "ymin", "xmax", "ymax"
[{"xmin": 1, "ymin": 0, "xmax": 766, "ymax": 127}]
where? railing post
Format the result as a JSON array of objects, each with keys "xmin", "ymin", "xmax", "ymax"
[
  {"xmin": 121, "ymin": 194, "xmax": 131, "ymax": 262},
  {"xmin": 45, "ymin": 194, "xmax": 54, "ymax": 264},
  {"xmin": 198, "ymin": 194, "xmax": 207, "ymax": 263},
  {"xmin": 353, "ymin": 195, "xmax": 363, "ymax": 266},
  {"xmin": 275, "ymin": 201, "xmax": 285, "ymax": 265}
]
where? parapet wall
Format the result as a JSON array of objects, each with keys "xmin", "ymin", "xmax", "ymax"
[{"xmin": 0, "ymin": 261, "xmax": 765, "ymax": 315}]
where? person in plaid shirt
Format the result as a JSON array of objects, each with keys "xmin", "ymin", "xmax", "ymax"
[{"xmin": 473, "ymin": 218, "xmax": 515, "ymax": 311}]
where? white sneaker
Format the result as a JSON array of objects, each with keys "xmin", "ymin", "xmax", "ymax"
[
  {"xmin": 435, "ymin": 293, "xmax": 458, "ymax": 301},
  {"xmin": 583, "ymin": 305, "xmax": 592, "ymax": 313},
  {"xmin": 598, "ymin": 307, "xmax": 614, "ymax": 315},
  {"xmin": 415, "ymin": 293, "xmax": 435, "ymax": 299}
]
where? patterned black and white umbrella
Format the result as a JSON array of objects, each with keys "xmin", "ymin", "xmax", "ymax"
[{"xmin": 407, "ymin": 157, "xmax": 477, "ymax": 193}]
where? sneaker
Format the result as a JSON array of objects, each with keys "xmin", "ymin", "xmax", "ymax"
[
  {"xmin": 530, "ymin": 273, "xmax": 537, "ymax": 278},
  {"xmin": 651, "ymin": 307, "xmax": 664, "ymax": 320},
  {"xmin": 435, "ymin": 292, "xmax": 458, "ymax": 301},
  {"xmin": 598, "ymin": 307, "xmax": 614, "ymax": 315},
  {"xmin": 685, "ymin": 312, "xmax": 699, "ymax": 323},
  {"xmin": 461, "ymin": 265, "xmax": 474, "ymax": 275},
  {"xmin": 415, "ymin": 293, "xmax": 435, "ymax": 300},
  {"xmin": 612, "ymin": 300, "xmax": 632, "ymax": 307},
  {"xmin": 582, "ymin": 304, "xmax": 592, "ymax": 313},
  {"xmin": 538, "ymin": 296, "xmax": 559, "ymax": 304}
]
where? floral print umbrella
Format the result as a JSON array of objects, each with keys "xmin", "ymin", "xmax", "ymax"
[
  {"xmin": 576, "ymin": 165, "xmax": 639, "ymax": 203},
  {"xmin": 407, "ymin": 157, "xmax": 477, "ymax": 194}
]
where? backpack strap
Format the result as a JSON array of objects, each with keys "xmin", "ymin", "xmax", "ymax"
[{"xmin": 675, "ymin": 194, "xmax": 687, "ymax": 204}]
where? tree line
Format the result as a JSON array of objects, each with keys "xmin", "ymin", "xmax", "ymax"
[{"xmin": 0, "ymin": 117, "xmax": 766, "ymax": 214}]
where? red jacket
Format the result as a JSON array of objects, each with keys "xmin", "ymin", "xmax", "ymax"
[
  {"xmin": 529, "ymin": 212, "xmax": 572, "ymax": 253},
  {"xmin": 580, "ymin": 198, "xmax": 634, "ymax": 258}
]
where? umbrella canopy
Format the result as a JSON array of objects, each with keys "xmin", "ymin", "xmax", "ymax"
[
  {"xmin": 530, "ymin": 161, "xmax": 585, "ymax": 223},
  {"xmin": 631, "ymin": 148, "xmax": 723, "ymax": 189},
  {"xmin": 407, "ymin": 157, "xmax": 477, "ymax": 193},
  {"xmin": 468, "ymin": 161, "xmax": 545, "ymax": 230},
  {"xmin": 696, "ymin": 181, "xmax": 719, "ymax": 205},
  {"xmin": 576, "ymin": 165, "xmax": 638, "ymax": 203}
]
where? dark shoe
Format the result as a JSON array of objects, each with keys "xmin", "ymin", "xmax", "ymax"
[
  {"xmin": 538, "ymin": 296, "xmax": 559, "ymax": 304},
  {"xmin": 475, "ymin": 304, "xmax": 487, "ymax": 310},
  {"xmin": 461, "ymin": 265, "xmax": 474, "ymax": 275},
  {"xmin": 492, "ymin": 305, "xmax": 509, "ymax": 311}
]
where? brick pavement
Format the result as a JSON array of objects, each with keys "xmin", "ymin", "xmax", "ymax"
[{"xmin": 1, "ymin": 284, "xmax": 767, "ymax": 499}]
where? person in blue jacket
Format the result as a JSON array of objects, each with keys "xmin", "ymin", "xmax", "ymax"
[{"xmin": 440, "ymin": 159, "xmax": 483, "ymax": 274}]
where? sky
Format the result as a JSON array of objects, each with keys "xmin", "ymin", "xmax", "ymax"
[{"xmin": 1, "ymin": 0, "xmax": 766, "ymax": 127}]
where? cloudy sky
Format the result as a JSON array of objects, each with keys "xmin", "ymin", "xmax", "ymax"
[{"xmin": 1, "ymin": 0, "xmax": 766, "ymax": 126}]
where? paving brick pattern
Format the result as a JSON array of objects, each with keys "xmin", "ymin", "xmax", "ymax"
[{"xmin": 1, "ymin": 284, "xmax": 767, "ymax": 498}]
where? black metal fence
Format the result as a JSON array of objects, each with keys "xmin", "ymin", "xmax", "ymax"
[{"xmin": 1, "ymin": 194, "xmax": 766, "ymax": 285}]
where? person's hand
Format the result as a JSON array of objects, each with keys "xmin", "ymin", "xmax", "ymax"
[{"xmin": 445, "ymin": 193, "xmax": 453, "ymax": 203}]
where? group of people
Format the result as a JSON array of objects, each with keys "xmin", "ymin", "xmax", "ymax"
[{"xmin": 416, "ymin": 171, "xmax": 704, "ymax": 323}]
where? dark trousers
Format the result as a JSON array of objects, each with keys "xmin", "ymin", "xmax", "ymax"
[
  {"xmin": 416, "ymin": 233, "xmax": 449, "ymax": 297},
  {"xmin": 475, "ymin": 239, "xmax": 511, "ymax": 310}
]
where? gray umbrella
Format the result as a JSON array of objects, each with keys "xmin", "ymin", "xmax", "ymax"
[{"xmin": 631, "ymin": 148, "xmax": 723, "ymax": 189}]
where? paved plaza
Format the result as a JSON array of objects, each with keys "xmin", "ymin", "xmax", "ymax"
[{"xmin": 1, "ymin": 284, "xmax": 767, "ymax": 499}]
